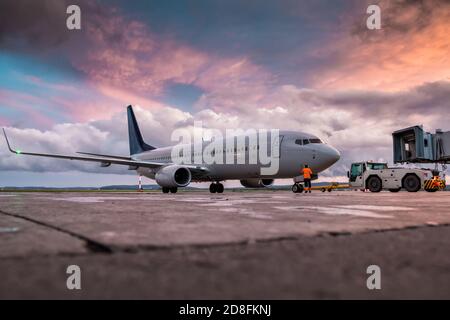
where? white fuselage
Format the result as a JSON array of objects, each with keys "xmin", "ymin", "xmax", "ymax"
[{"xmin": 135, "ymin": 130, "xmax": 340, "ymax": 182}]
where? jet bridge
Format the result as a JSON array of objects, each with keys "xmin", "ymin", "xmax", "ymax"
[{"xmin": 393, "ymin": 125, "xmax": 450, "ymax": 164}]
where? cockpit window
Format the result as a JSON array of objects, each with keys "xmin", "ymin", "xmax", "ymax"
[{"xmin": 296, "ymin": 138, "xmax": 322, "ymax": 145}]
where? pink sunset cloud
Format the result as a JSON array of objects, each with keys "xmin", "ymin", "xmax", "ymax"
[
  {"xmin": 16, "ymin": 75, "xmax": 125, "ymax": 123},
  {"xmin": 0, "ymin": 89, "xmax": 55, "ymax": 127},
  {"xmin": 307, "ymin": 0, "xmax": 450, "ymax": 91},
  {"xmin": 0, "ymin": 116, "xmax": 10, "ymax": 127},
  {"xmin": 73, "ymin": 12, "xmax": 210, "ymax": 96},
  {"xmin": 62, "ymin": 5, "xmax": 276, "ymax": 115},
  {"xmin": 193, "ymin": 57, "xmax": 275, "ymax": 112}
]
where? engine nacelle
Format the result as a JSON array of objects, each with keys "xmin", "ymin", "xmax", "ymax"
[
  {"xmin": 155, "ymin": 165, "xmax": 192, "ymax": 188},
  {"xmin": 240, "ymin": 179, "xmax": 274, "ymax": 188}
]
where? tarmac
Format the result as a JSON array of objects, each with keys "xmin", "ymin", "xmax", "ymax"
[{"xmin": 0, "ymin": 190, "xmax": 449, "ymax": 299}]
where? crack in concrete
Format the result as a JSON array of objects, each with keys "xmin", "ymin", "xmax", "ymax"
[
  {"xmin": 1, "ymin": 208, "xmax": 450, "ymax": 260},
  {"xmin": 0, "ymin": 209, "xmax": 113, "ymax": 254}
]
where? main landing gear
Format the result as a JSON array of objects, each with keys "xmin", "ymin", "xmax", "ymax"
[
  {"xmin": 209, "ymin": 182, "xmax": 224, "ymax": 194},
  {"xmin": 162, "ymin": 187, "xmax": 178, "ymax": 193}
]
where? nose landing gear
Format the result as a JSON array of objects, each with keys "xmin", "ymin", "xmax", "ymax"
[
  {"xmin": 209, "ymin": 182, "xmax": 224, "ymax": 193},
  {"xmin": 292, "ymin": 183, "xmax": 304, "ymax": 193}
]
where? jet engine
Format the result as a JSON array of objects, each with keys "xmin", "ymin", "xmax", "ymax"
[
  {"xmin": 240, "ymin": 179, "xmax": 274, "ymax": 188},
  {"xmin": 155, "ymin": 165, "xmax": 192, "ymax": 188}
]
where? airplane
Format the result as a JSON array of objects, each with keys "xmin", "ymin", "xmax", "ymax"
[{"xmin": 2, "ymin": 105, "xmax": 340, "ymax": 193}]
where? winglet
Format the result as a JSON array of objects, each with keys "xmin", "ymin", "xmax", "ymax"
[{"xmin": 2, "ymin": 128, "xmax": 19, "ymax": 154}]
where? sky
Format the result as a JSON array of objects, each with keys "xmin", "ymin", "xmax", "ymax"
[{"xmin": 0, "ymin": 0, "xmax": 450, "ymax": 187}]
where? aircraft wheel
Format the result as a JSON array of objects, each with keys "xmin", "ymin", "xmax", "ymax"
[
  {"xmin": 216, "ymin": 183, "xmax": 224, "ymax": 194},
  {"xmin": 367, "ymin": 176, "xmax": 382, "ymax": 193},
  {"xmin": 292, "ymin": 184, "xmax": 304, "ymax": 193},
  {"xmin": 162, "ymin": 187, "xmax": 170, "ymax": 194},
  {"xmin": 209, "ymin": 183, "xmax": 217, "ymax": 193},
  {"xmin": 403, "ymin": 174, "xmax": 421, "ymax": 192},
  {"xmin": 170, "ymin": 187, "xmax": 178, "ymax": 193}
]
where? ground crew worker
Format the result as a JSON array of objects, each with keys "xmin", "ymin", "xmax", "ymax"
[{"xmin": 302, "ymin": 164, "xmax": 313, "ymax": 193}]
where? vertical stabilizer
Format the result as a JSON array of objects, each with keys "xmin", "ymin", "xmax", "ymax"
[{"xmin": 127, "ymin": 105, "xmax": 156, "ymax": 155}]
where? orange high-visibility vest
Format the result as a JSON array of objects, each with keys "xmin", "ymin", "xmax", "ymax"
[{"xmin": 302, "ymin": 168, "xmax": 313, "ymax": 179}]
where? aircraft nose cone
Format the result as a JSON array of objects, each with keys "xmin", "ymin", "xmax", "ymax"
[
  {"xmin": 321, "ymin": 146, "xmax": 341, "ymax": 167},
  {"xmin": 329, "ymin": 147, "xmax": 341, "ymax": 164}
]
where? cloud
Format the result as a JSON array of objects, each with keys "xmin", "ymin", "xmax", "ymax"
[
  {"xmin": 1, "ymin": 0, "xmax": 450, "ymax": 184},
  {"xmin": 353, "ymin": 0, "xmax": 447, "ymax": 37},
  {"xmin": 0, "ymin": 117, "xmax": 10, "ymax": 127},
  {"xmin": 2, "ymin": 81, "xmax": 449, "ymax": 179},
  {"xmin": 0, "ymin": 0, "xmax": 72, "ymax": 49},
  {"xmin": 0, "ymin": 0, "xmax": 277, "ymax": 122},
  {"xmin": 305, "ymin": 0, "xmax": 450, "ymax": 91},
  {"xmin": 75, "ymin": 13, "xmax": 276, "ymax": 113},
  {"xmin": 0, "ymin": 106, "xmax": 192, "ymax": 174},
  {"xmin": 2, "ymin": 0, "xmax": 449, "ymax": 101},
  {"xmin": 0, "ymin": 89, "xmax": 56, "ymax": 127},
  {"xmin": 76, "ymin": 17, "xmax": 210, "ymax": 95}
]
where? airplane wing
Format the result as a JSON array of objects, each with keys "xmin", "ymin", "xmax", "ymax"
[
  {"xmin": 2, "ymin": 129, "xmax": 209, "ymax": 174},
  {"xmin": 76, "ymin": 151, "xmax": 132, "ymax": 160}
]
